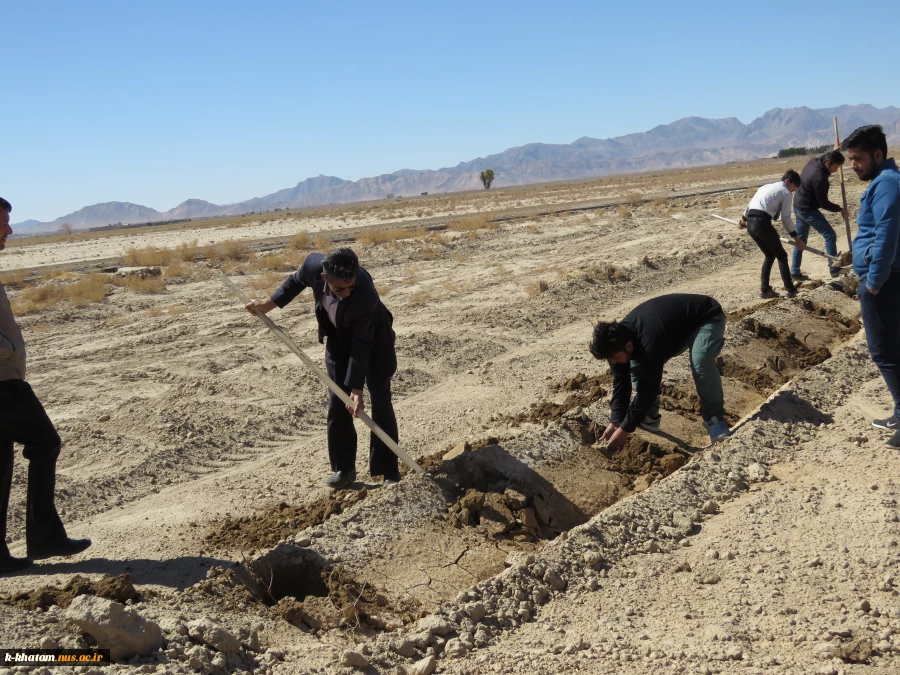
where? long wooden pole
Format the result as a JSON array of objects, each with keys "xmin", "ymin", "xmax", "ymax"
[
  {"xmin": 220, "ymin": 273, "xmax": 425, "ymax": 475},
  {"xmin": 710, "ymin": 214, "xmax": 838, "ymax": 262},
  {"xmin": 834, "ymin": 117, "xmax": 853, "ymax": 252}
]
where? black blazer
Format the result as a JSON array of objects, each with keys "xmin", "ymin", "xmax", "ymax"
[{"xmin": 270, "ymin": 253, "xmax": 396, "ymax": 389}]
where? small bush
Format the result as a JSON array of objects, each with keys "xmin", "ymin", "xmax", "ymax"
[
  {"xmin": 525, "ymin": 280, "xmax": 549, "ymax": 297},
  {"xmin": 167, "ymin": 305, "xmax": 188, "ymax": 316},
  {"xmin": 418, "ymin": 246, "xmax": 439, "ymax": 261},
  {"xmin": 110, "ymin": 275, "xmax": 166, "ymax": 294},
  {"xmin": 249, "ymin": 271, "xmax": 284, "ymax": 291},
  {"xmin": 0, "ymin": 269, "xmax": 30, "ymax": 286},
  {"xmin": 313, "ymin": 234, "xmax": 331, "ymax": 252},
  {"xmin": 163, "ymin": 260, "xmax": 191, "ymax": 279},
  {"xmin": 718, "ymin": 197, "xmax": 733, "ymax": 209},
  {"xmin": 123, "ymin": 246, "xmax": 174, "ymax": 266},
  {"xmin": 448, "ymin": 213, "xmax": 497, "ymax": 231},
  {"xmin": 618, "ymin": 206, "xmax": 632, "ymax": 219},
  {"xmin": 291, "ymin": 230, "xmax": 311, "ymax": 250},
  {"xmin": 204, "ymin": 240, "xmax": 248, "ymax": 263},
  {"xmin": 627, "ymin": 192, "xmax": 643, "ymax": 206}
]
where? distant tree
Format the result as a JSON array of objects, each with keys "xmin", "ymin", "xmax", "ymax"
[
  {"xmin": 480, "ymin": 169, "xmax": 495, "ymax": 189},
  {"xmin": 58, "ymin": 222, "xmax": 73, "ymax": 235},
  {"xmin": 777, "ymin": 144, "xmax": 831, "ymax": 158}
]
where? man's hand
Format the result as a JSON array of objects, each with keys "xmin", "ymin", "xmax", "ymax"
[
  {"xmin": 601, "ymin": 423, "xmax": 619, "ymax": 442},
  {"xmin": 606, "ymin": 426, "xmax": 632, "ymax": 451},
  {"xmin": 867, "ymin": 285, "xmax": 879, "ymax": 296},
  {"xmin": 245, "ymin": 298, "xmax": 276, "ymax": 315},
  {"xmin": 347, "ymin": 389, "xmax": 365, "ymax": 417},
  {"xmin": 738, "ymin": 217, "xmax": 747, "ymax": 230},
  {"xmin": 841, "ymin": 207, "xmax": 849, "ymax": 221},
  {"xmin": 793, "ymin": 237, "xmax": 806, "ymax": 251}
]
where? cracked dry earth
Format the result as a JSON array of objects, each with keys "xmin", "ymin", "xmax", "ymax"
[{"xmin": 1, "ymin": 159, "xmax": 898, "ymax": 675}]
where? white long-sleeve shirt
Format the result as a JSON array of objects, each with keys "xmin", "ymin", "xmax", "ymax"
[{"xmin": 743, "ymin": 181, "xmax": 796, "ymax": 235}]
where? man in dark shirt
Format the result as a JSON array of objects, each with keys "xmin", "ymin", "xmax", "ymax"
[
  {"xmin": 792, "ymin": 150, "xmax": 850, "ymax": 281},
  {"xmin": 245, "ymin": 247, "xmax": 400, "ymax": 488},
  {"xmin": 589, "ymin": 294, "xmax": 731, "ymax": 450}
]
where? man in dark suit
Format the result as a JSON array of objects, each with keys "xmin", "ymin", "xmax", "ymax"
[{"xmin": 245, "ymin": 247, "xmax": 399, "ymax": 488}]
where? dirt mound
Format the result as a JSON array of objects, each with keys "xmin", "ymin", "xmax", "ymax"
[
  {"xmin": 739, "ymin": 316, "xmax": 833, "ymax": 368},
  {"xmin": 509, "ymin": 373, "xmax": 608, "ymax": 425},
  {"xmin": 204, "ymin": 489, "xmax": 369, "ymax": 552},
  {"xmin": 0, "ymin": 574, "xmax": 138, "ymax": 610}
]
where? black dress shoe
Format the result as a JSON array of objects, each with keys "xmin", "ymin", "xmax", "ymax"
[
  {"xmin": 27, "ymin": 537, "xmax": 91, "ymax": 561},
  {"xmin": 0, "ymin": 554, "xmax": 33, "ymax": 574},
  {"xmin": 323, "ymin": 470, "xmax": 356, "ymax": 489}
]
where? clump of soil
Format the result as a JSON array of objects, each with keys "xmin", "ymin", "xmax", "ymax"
[
  {"xmin": 0, "ymin": 574, "xmax": 138, "ymax": 610},
  {"xmin": 273, "ymin": 566, "xmax": 422, "ymax": 632},
  {"xmin": 603, "ymin": 436, "xmax": 689, "ymax": 479},
  {"xmin": 183, "ymin": 567, "xmax": 260, "ymax": 612},
  {"xmin": 509, "ymin": 373, "xmax": 608, "ymax": 425},
  {"xmin": 726, "ymin": 300, "xmax": 778, "ymax": 323},
  {"xmin": 739, "ymin": 317, "xmax": 832, "ymax": 368},
  {"xmin": 716, "ymin": 355, "xmax": 784, "ymax": 392},
  {"xmin": 204, "ymin": 489, "xmax": 368, "ymax": 552},
  {"xmin": 798, "ymin": 298, "xmax": 861, "ymax": 331}
]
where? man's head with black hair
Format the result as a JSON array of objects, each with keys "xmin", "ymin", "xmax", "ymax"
[
  {"xmin": 321, "ymin": 247, "xmax": 360, "ymax": 297},
  {"xmin": 822, "ymin": 149, "xmax": 845, "ymax": 174},
  {"xmin": 843, "ymin": 125, "xmax": 889, "ymax": 181},
  {"xmin": 589, "ymin": 321, "xmax": 634, "ymax": 364},
  {"xmin": 781, "ymin": 170, "xmax": 801, "ymax": 192},
  {"xmin": 0, "ymin": 198, "xmax": 11, "ymax": 252}
]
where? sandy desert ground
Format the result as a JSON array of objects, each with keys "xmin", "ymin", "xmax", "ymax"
[{"xmin": 0, "ymin": 157, "xmax": 898, "ymax": 675}]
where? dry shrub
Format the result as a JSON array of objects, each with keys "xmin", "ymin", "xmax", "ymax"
[
  {"xmin": 618, "ymin": 206, "xmax": 633, "ymax": 219},
  {"xmin": 123, "ymin": 246, "xmax": 175, "ymax": 266},
  {"xmin": 313, "ymin": 234, "xmax": 331, "ymax": 252},
  {"xmin": 606, "ymin": 265, "xmax": 629, "ymax": 283},
  {"xmin": 652, "ymin": 197, "xmax": 668, "ymax": 209},
  {"xmin": 357, "ymin": 228, "xmax": 408, "ymax": 246},
  {"xmin": 204, "ymin": 240, "xmax": 248, "ymax": 263},
  {"xmin": 111, "ymin": 275, "xmax": 166, "ymax": 294},
  {"xmin": 15, "ymin": 273, "xmax": 110, "ymax": 314},
  {"xmin": 627, "ymin": 192, "xmax": 643, "ymax": 206},
  {"xmin": 409, "ymin": 290, "xmax": 432, "ymax": 304},
  {"xmin": 465, "ymin": 230, "xmax": 482, "ymax": 240},
  {"xmin": 164, "ymin": 260, "xmax": 190, "ymax": 279},
  {"xmin": 425, "ymin": 209, "xmax": 433, "ymax": 216},
  {"xmin": 144, "ymin": 307, "xmax": 162, "ymax": 318},
  {"xmin": 525, "ymin": 280, "xmax": 550, "ymax": 297},
  {"xmin": 41, "ymin": 269, "xmax": 78, "ymax": 281},
  {"xmin": 0, "ymin": 269, "xmax": 30, "ymax": 286},
  {"xmin": 718, "ymin": 197, "xmax": 733, "ymax": 209},
  {"xmin": 418, "ymin": 246, "xmax": 439, "ymax": 261},
  {"xmin": 428, "ymin": 232, "xmax": 449, "ymax": 246},
  {"xmin": 448, "ymin": 213, "xmax": 497, "ymax": 231},
  {"xmin": 291, "ymin": 230, "xmax": 311, "ymax": 250},
  {"xmin": 416, "ymin": 210, "xmax": 424, "ymax": 217},
  {"xmin": 375, "ymin": 284, "xmax": 391, "ymax": 296},
  {"xmin": 248, "ymin": 252, "xmax": 294, "ymax": 272},
  {"xmin": 249, "ymin": 271, "xmax": 284, "ymax": 291},
  {"xmin": 526, "ymin": 224, "xmax": 541, "ymax": 234},
  {"xmin": 453, "ymin": 252, "xmax": 470, "ymax": 263},
  {"xmin": 167, "ymin": 305, "xmax": 188, "ymax": 316}
]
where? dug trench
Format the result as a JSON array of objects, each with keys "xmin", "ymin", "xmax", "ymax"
[{"xmin": 157, "ymin": 281, "xmax": 864, "ymax": 638}]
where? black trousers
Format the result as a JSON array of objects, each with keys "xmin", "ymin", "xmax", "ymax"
[
  {"xmin": 0, "ymin": 380, "xmax": 62, "ymax": 545},
  {"xmin": 746, "ymin": 214, "xmax": 796, "ymax": 294},
  {"xmin": 325, "ymin": 341, "xmax": 399, "ymax": 480}
]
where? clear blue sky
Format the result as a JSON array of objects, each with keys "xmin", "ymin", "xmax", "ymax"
[{"xmin": 4, "ymin": 0, "xmax": 899, "ymax": 223}]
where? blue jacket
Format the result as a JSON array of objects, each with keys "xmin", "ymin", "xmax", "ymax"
[{"xmin": 853, "ymin": 157, "xmax": 900, "ymax": 291}]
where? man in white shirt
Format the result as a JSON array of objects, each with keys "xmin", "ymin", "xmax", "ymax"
[{"xmin": 739, "ymin": 170, "xmax": 806, "ymax": 299}]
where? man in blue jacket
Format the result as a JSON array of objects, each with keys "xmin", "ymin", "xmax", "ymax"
[
  {"xmin": 246, "ymin": 247, "xmax": 400, "ymax": 487},
  {"xmin": 845, "ymin": 125, "xmax": 900, "ymax": 448}
]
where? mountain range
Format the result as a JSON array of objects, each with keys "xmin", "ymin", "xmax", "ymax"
[{"xmin": 15, "ymin": 104, "xmax": 900, "ymax": 233}]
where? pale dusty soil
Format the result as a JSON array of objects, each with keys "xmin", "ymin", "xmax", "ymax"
[{"xmin": 0, "ymin": 159, "xmax": 895, "ymax": 675}]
